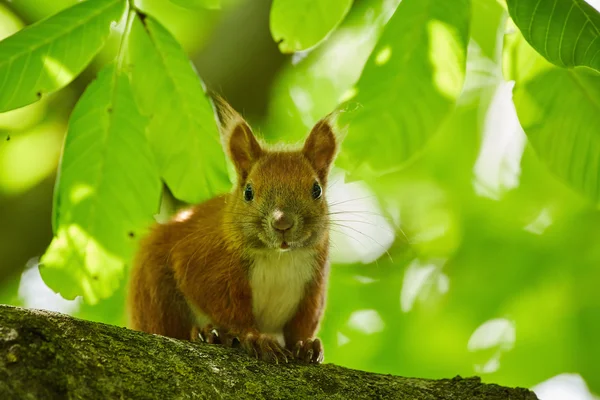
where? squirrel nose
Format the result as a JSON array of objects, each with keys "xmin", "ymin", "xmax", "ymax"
[{"xmin": 272, "ymin": 211, "xmax": 294, "ymax": 232}]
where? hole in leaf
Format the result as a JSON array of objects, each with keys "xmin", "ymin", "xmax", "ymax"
[
  {"xmin": 5, "ymin": 135, "xmax": 10, "ymax": 141},
  {"xmin": 128, "ymin": 232, "xmax": 135, "ymax": 238},
  {"xmin": 36, "ymin": 92, "xmax": 42, "ymax": 99}
]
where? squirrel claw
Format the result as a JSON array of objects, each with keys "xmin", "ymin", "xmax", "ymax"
[
  {"xmin": 240, "ymin": 333, "xmax": 291, "ymax": 364},
  {"xmin": 293, "ymin": 338, "xmax": 324, "ymax": 364},
  {"xmin": 197, "ymin": 325, "xmax": 221, "ymax": 344}
]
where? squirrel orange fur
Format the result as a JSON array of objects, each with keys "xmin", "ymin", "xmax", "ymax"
[{"xmin": 127, "ymin": 99, "xmax": 338, "ymax": 364}]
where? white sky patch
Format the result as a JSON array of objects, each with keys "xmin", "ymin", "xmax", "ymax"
[
  {"xmin": 347, "ymin": 309, "xmax": 385, "ymax": 335},
  {"xmin": 18, "ymin": 258, "xmax": 81, "ymax": 314},
  {"xmin": 533, "ymin": 374, "xmax": 599, "ymax": 400},
  {"xmin": 585, "ymin": 0, "xmax": 600, "ymax": 12},
  {"xmin": 327, "ymin": 170, "xmax": 395, "ymax": 264},
  {"xmin": 400, "ymin": 258, "xmax": 449, "ymax": 313},
  {"xmin": 473, "ymin": 81, "xmax": 526, "ymax": 200},
  {"xmin": 467, "ymin": 318, "xmax": 516, "ymax": 374}
]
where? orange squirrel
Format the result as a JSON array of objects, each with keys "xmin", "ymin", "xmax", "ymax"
[{"xmin": 127, "ymin": 99, "xmax": 338, "ymax": 364}]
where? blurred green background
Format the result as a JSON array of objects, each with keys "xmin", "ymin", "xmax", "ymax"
[{"xmin": 1, "ymin": 0, "xmax": 598, "ymax": 398}]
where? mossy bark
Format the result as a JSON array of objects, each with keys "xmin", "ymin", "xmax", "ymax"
[{"xmin": 0, "ymin": 305, "xmax": 538, "ymax": 399}]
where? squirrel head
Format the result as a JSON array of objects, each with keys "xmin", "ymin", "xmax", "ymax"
[{"xmin": 217, "ymin": 100, "xmax": 338, "ymax": 253}]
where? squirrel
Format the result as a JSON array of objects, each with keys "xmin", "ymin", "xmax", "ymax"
[{"xmin": 127, "ymin": 98, "xmax": 338, "ymax": 364}]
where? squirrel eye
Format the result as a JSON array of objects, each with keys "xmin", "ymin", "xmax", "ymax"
[
  {"xmin": 243, "ymin": 184, "xmax": 254, "ymax": 201},
  {"xmin": 312, "ymin": 181, "xmax": 322, "ymax": 200}
]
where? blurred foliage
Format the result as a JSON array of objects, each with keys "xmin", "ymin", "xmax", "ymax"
[
  {"xmin": 1, "ymin": 0, "xmax": 599, "ymax": 397},
  {"xmin": 336, "ymin": 0, "xmax": 470, "ymax": 180}
]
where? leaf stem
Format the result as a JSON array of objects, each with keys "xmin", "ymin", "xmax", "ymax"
[{"xmin": 116, "ymin": 4, "xmax": 136, "ymax": 72}]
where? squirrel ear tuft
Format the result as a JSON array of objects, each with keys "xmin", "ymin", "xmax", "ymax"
[
  {"xmin": 303, "ymin": 117, "xmax": 338, "ymax": 183},
  {"xmin": 212, "ymin": 95, "xmax": 262, "ymax": 181},
  {"xmin": 228, "ymin": 121, "xmax": 262, "ymax": 181}
]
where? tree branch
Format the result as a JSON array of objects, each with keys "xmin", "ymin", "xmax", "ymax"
[{"xmin": 0, "ymin": 305, "xmax": 538, "ymax": 399}]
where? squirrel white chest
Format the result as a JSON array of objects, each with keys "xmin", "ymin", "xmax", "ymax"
[{"xmin": 249, "ymin": 251, "xmax": 316, "ymax": 335}]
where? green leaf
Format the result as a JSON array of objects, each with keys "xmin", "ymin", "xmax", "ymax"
[
  {"xmin": 504, "ymin": 29, "xmax": 600, "ymax": 204},
  {"xmin": 336, "ymin": 0, "xmax": 470, "ymax": 179},
  {"xmin": 0, "ymin": 0, "xmax": 125, "ymax": 113},
  {"xmin": 270, "ymin": 0, "xmax": 353, "ymax": 53},
  {"xmin": 506, "ymin": 0, "xmax": 600, "ymax": 71},
  {"xmin": 41, "ymin": 64, "xmax": 161, "ymax": 303},
  {"xmin": 169, "ymin": 0, "xmax": 220, "ymax": 10},
  {"xmin": 127, "ymin": 15, "xmax": 230, "ymax": 204},
  {"xmin": 264, "ymin": 0, "xmax": 401, "ymax": 142}
]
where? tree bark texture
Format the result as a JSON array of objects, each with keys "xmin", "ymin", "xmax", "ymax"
[{"xmin": 0, "ymin": 305, "xmax": 539, "ymax": 399}]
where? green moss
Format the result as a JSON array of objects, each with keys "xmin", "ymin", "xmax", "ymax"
[{"xmin": 0, "ymin": 306, "xmax": 539, "ymax": 400}]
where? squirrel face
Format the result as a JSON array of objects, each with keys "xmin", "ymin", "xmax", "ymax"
[{"xmin": 221, "ymin": 111, "xmax": 338, "ymax": 252}]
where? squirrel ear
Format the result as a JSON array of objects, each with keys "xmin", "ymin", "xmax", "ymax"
[
  {"xmin": 212, "ymin": 94, "xmax": 263, "ymax": 181},
  {"xmin": 228, "ymin": 120, "xmax": 263, "ymax": 181},
  {"xmin": 303, "ymin": 118, "xmax": 338, "ymax": 183}
]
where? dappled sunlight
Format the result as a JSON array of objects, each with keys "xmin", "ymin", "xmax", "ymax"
[
  {"xmin": 374, "ymin": 45, "xmax": 391, "ymax": 65},
  {"xmin": 337, "ymin": 331, "xmax": 350, "ymax": 347},
  {"xmin": 327, "ymin": 170, "xmax": 395, "ymax": 264},
  {"xmin": 338, "ymin": 86, "xmax": 358, "ymax": 103},
  {"xmin": 18, "ymin": 257, "xmax": 81, "ymax": 314},
  {"xmin": 43, "ymin": 55, "xmax": 75, "ymax": 89},
  {"xmin": 69, "ymin": 183, "xmax": 95, "ymax": 205},
  {"xmin": 428, "ymin": 19, "xmax": 465, "ymax": 99},
  {"xmin": 0, "ymin": 97, "xmax": 47, "ymax": 131},
  {"xmin": 0, "ymin": 120, "xmax": 63, "ymax": 195},
  {"xmin": 533, "ymin": 373, "xmax": 599, "ymax": 400},
  {"xmin": 467, "ymin": 318, "xmax": 516, "ymax": 374},
  {"xmin": 289, "ymin": 86, "xmax": 315, "ymax": 127},
  {"xmin": 400, "ymin": 182, "xmax": 460, "ymax": 256},
  {"xmin": 313, "ymin": 29, "xmax": 377, "ymax": 87},
  {"xmin": 523, "ymin": 207, "xmax": 553, "ymax": 235},
  {"xmin": 459, "ymin": 40, "xmax": 501, "ymax": 105},
  {"xmin": 473, "ymin": 81, "xmax": 526, "ymax": 200},
  {"xmin": 41, "ymin": 224, "xmax": 124, "ymax": 304},
  {"xmin": 400, "ymin": 258, "xmax": 449, "ymax": 313},
  {"xmin": 265, "ymin": 0, "xmax": 401, "ymax": 139},
  {"xmin": 0, "ymin": 3, "xmax": 23, "ymax": 40},
  {"xmin": 347, "ymin": 309, "xmax": 384, "ymax": 335},
  {"xmin": 353, "ymin": 275, "xmax": 377, "ymax": 284}
]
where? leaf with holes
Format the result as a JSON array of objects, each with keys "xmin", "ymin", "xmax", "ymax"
[
  {"xmin": 506, "ymin": 0, "xmax": 600, "ymax": 71},
  {"xmin": 0, "ymin": 0, "xmax": 125, "ymax": 112},
  {"xmin": 336, "ymin": 0, "xmax": 470, "ymax": 179},
  {"xmin": 40, "ymin": 64, "xmax": 161, "ymax": 303},
  {"xmin": 504, "ymin": 28, "xmax": 600, "ymax": 204},
  {"xmin": 127, "ymin": 14, "xmax": 230, "ymax": 204},
  {"xmin": 270, "ymin": 0, "xmax": 353, "ymax": 53}
]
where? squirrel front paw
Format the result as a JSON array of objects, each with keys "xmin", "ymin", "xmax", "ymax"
[
  {"xmin": 192, "ymin": 325, "xmax": 242, "ymax": 348},
  {"xmin": 192, "ymin": 324, "xmax": 221, "ymax": 344},
  {"xmin": 239, "ymin": 332, "xmax": 291, "ymax": 364},
  {"xmin": 292, "ymin": 338, "xmax": 324, "ymax": 364}
]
